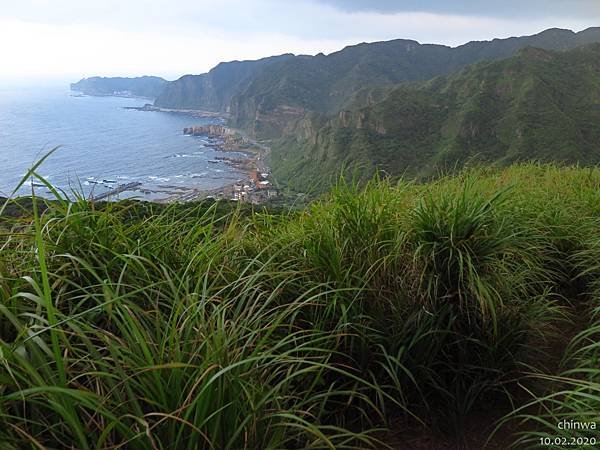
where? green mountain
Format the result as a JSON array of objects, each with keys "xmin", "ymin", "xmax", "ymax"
[
  {"xmin": 230, "ymin": 27, "xmax": 600, "ymax": 138},
  {"xmin": 153, "ymin": 54, "xmax": 294, "ymax": 111},
  {"xmin": 70, "ymin": 76, "xmax": 168, "ymax": 98},
  {"xmin": 270, "ymin": 44, "xmax": 600, "ymax": 191}
]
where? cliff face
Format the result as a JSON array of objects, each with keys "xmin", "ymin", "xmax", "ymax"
[
  {"xmin": 70, "ymin": 76, "xmax": 167, "ymax": 98},
  {"xmin": 229, "ymin": 99, "xmax": 307, "ymax": 140}
]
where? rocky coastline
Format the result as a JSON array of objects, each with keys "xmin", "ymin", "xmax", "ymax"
[
  {"xmin": 115, "ymin": 106, "xmax": 275, "ymax": 203},
  {"xmin": 177, "ymin": 124, "xmax": 279, "ymax": 204}
]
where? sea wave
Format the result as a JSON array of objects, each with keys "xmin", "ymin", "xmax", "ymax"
[{"xmin": 148, "ymin": 176, "xmax": 171, "ymax": 182}]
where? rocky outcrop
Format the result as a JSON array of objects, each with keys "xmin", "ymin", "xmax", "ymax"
[
  {"xmin": 335, "ymin": 110, "xmax": 386, "ymax": 135},
  {"xmin": 183, "ymin": 125, "xmax": 258, "ymax": 153},
  {"xmin": 183, "ymin": 125, "xmax": 233, "ymax": 137}
]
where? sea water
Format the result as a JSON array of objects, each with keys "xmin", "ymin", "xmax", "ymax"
[{"xmin": 0, "ymin": 85, "xmax": 242, "ymax": 200}]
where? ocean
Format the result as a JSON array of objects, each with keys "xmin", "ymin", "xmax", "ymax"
[{"xmin": 0, "ymin": 85, "xmax": 243, "ymax": 200}]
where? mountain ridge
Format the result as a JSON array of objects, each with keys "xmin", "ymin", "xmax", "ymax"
[
  {"xmin": 152, "ymin": 27, "xmax": 600, "ymax": 122},
  {"xmin": 228, "ymin": 27, "xmax": 600, "ymax": 138}
]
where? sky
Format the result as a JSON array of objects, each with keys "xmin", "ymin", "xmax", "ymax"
[{"xmin": 0, "ymin": 0, "xmax": 598, "ymax": 83}]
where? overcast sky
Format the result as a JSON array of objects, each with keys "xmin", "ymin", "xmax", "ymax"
[{"xmin": 1, "ymin": 0, "xmax": 598, "ymax": 82}]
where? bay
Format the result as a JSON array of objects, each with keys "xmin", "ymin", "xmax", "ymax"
[{"xmin": 0, "ymin": 86, "xmax": 242, "ymax": 200}]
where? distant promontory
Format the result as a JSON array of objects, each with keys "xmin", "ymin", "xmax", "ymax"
[{"xmin": 70, "ymin": 76, "xmax": 168, "ymax": 99}]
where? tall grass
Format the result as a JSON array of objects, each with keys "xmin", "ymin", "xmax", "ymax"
[
  {"xmin": 1, "ymin": 162, "xmax": 600, "ymax": 448},
  {"xmin": 504, "ymin": 234, "xmax": 600, "ymax": 449}
]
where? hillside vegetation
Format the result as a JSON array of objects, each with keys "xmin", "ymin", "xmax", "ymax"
[
  {"xmin": 1, "ymin": 163, "xmax": 600, "ymax": 449},
  {"xmin": 154, "ymin": 54, "xmax": 294, "ymax": 111},
  {"xmin": 271, "ymin": 44, "xmax": 600, "ymax": 191}
]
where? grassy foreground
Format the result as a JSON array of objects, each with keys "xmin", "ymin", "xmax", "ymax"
[{"xmin": 1, "ymin": 163, "xmax": 600, "ymax": 449}]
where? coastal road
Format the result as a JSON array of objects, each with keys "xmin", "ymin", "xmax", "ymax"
[{"xmin": 232, "ymin": 128, "xmax": 274, "ymax": 182}]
